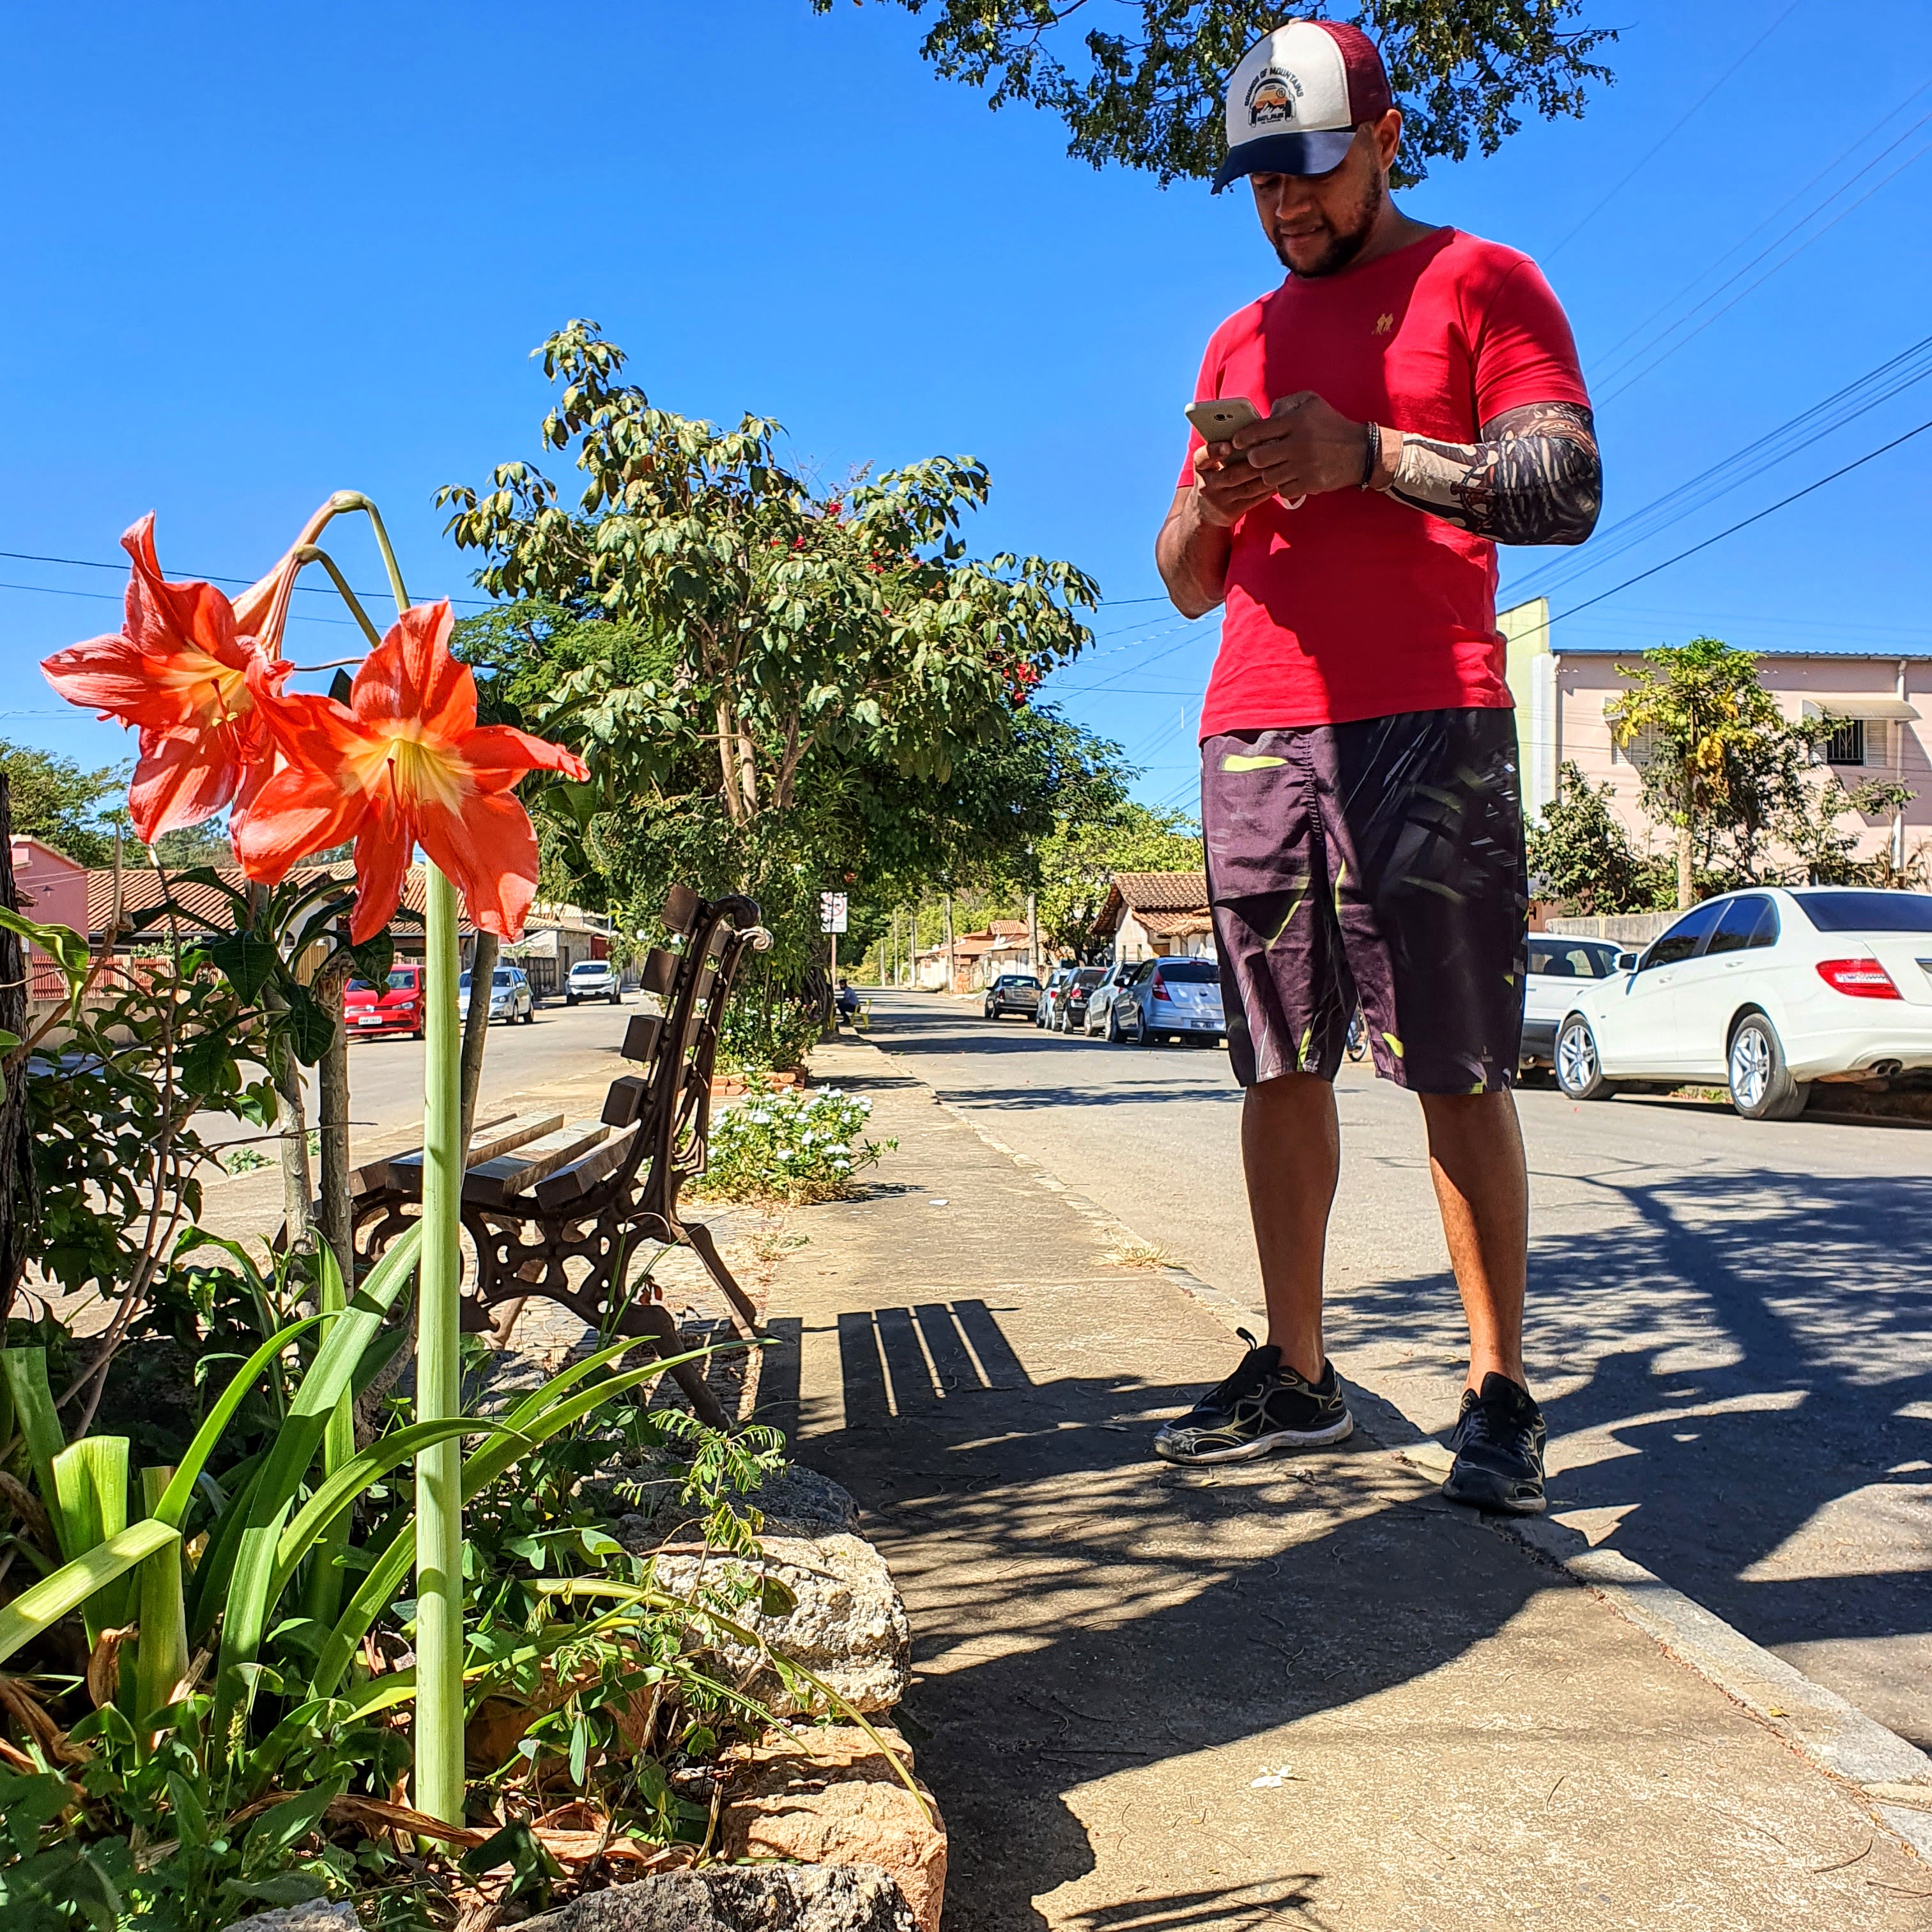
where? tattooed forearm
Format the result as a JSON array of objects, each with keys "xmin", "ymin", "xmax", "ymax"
[{"xmin": 1383, "ymin": 402, "xmax": 1601, "ymax": 545}]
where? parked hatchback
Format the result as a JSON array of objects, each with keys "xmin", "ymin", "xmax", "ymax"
[
  {"xmin": 1552, "ymin": 886, "xmax": 1932, "ymax": 1119},
  {"xmin": 1035, "ymin": 966, "xmax": 1075, "ymax": 1029},
  {"xmin": 344, "ymin": 965, "xmax": 425, "ymax": 1039},
  {"xmin": 1081, "ymin": 962, "xmax": 1137, "ymax": 1038},
  {"xmin": 566, "ymin": 959, "xmax": 621, "ymax": 1006},
  {"xmin": 983, "ymin": 972, "xmax": 1041, "ymax": 1020},
  {"xmin": 1049, "ymin": 965, "xmax": 1108, "ymax": 1033},
  {"xmin": 459, "ymin": 964, "xmax": 535, "ymax": 1026},
  {"xmin": 1110, "ymin": 956, "xmax": 1225, "ymax": 1046}
]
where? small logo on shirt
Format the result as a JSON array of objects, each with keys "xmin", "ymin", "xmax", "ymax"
[
  {"xmin": 1245, "ymin": 68, "xmax": 1302, "ymax": 126},
  {"xmin": 1373, "ymin": 312, "xmax": 1395, "ymax": 335}
]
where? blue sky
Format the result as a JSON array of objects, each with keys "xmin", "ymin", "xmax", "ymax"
[{"xmin": 5, "ymin": 1, "xmax": 1931, "ymax": 824}]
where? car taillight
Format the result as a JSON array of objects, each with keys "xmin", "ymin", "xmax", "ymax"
[
  {"xmin": 1151, "ymin": 976, "xmax": 1170, "ymax": 1000},
  {"xmin": 1816, "ymin": 957, "xmax": 1901, "ymax": 999}
]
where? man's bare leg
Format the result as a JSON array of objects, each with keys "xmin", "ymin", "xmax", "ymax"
[
  {"xmin": 1418, "ymin": 1089, "xmax": 1529, "ymax": 1392},
  {"xmin": 1241, "ymin": 1071, "xmax": 1340, "ymax": 1384}
]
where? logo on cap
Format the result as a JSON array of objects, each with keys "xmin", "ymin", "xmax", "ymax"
[{"xmin": 1245, "ymin": 68, "xmax": 1303, "ymax": 126}]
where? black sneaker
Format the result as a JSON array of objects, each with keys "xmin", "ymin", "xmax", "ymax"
[
  {"xmin": 1441, "ymin": 1372, "xmax": 1546, "ymax": 1515},
  {"xmin": 1154, "ymin": 1330, "xmax": 1354, "ymax": 1465}
]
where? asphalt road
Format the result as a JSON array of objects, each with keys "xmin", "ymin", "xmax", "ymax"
[
  {"xmin": 860, "ymin": 987, "xmax": 1932, "ymax": 1753},
  {"xmin": 197, "ymin": 995, "xmax": 635, "ymax": 1155}
]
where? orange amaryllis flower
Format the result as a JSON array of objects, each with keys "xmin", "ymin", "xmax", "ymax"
[
  {"xmin": 39, "ymin": 507, "xmax": 329, "ymax": 842},
  {"xmin": 236, "ymin": 600, "xmax": 588, "ymax": 943}
]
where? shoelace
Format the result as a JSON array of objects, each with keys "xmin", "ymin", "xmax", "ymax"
[
  {"xmin": 1460, "ymin": 1397, "xmax": 1535, "ymax": 1462},
  {"xmin": 1205, "ymin": 1327, "xmax": 1276, "ymax": 1407}
]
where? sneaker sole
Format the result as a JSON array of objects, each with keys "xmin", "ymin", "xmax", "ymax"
[
  {"xmin": 1441, "ymin": 1468, "xmax": 1546, "ymax": 1515},
  {"xmin": 1154, "ymin": 1411, "xmax": 1355, "ymax": 1466}
]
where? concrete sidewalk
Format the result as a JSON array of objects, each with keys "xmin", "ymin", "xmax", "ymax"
[{"xmin": 753, "ymin": 1034, "xmax": 1932, "ymax": 1931}]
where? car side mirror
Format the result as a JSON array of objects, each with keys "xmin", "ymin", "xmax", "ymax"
[{"xmin": 1616, "ymin": 951, "xmax": 1639, "ymax": 971}]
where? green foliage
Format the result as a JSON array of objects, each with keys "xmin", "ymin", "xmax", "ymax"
[
  {"xmin": 697, "ymin": 1087, "xmax": 892, "ymax": 1206},
  {"xmin": 1778, "ymin": 774, "xmax": 1922, "ymax": 887},
  {"xmin": 717, "ymin": 990, "xmax": 824, "ymax": 1078},
  {"xmin": 1527, "ymin": 761, "xmax": 1670, "ymax": 915},
  {"xmin": 1031, "ymin": 798, "xmax": 1202, "ymax": 956},
  {"xmin": 0, "ymin": 1768, "xmax": 132, "ymax": 1932},
  {"xmin": 440, "ymin": 324, "xmax": 1113, "ymax": 983},
  {"xmin": 0, "ymin": 742, "xmax": 123, "ymax": 869},
  {"xmin": 815, "ymin": 1, "xmax": 1616, "ymax": 187}
]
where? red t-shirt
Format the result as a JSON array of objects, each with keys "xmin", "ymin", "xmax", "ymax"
[{"xmin": 1180, "ymin": 227, "xmax": 1590, "ymax": 735}]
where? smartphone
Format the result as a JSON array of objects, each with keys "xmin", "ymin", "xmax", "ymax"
[
  {"xmin": 1184, "ymin": 395, "xmax": 1262, "ymax": 441},
  {"xmin": 1184, "ymin": 395, "xmax": 1305, "ymax": 510}
]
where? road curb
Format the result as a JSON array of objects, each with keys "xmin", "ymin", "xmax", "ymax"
[{"xmin": 846, "ymin": 1029, "xmax": 1932, "ymax": 1859}]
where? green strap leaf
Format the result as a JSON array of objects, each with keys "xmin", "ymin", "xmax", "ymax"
[{"xmin": 0, "ymin": 1521, "xmax": 180, "ymax": 1668}]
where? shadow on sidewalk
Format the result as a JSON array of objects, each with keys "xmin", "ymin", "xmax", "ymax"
[
  {"xmin": 1336, "ymin": 1165, "xmax": 1932, "ymax": 1745},
  {"xmin": 758, "ymin": 1296, "xmax": 1546, "ymax": 1931}
]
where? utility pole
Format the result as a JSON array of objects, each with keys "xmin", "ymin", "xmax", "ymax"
[
  {"xmin": 1026, "ymin": 889, "xmax": 1039, "ymax": 977},
  {"xmin": 944, "ymin": 892, "xmax": 956, "ymax": 996}
]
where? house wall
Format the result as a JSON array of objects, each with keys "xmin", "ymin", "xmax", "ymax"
[
  {"xmin": 1106, "ymin": 910, "xmax": 1216, "ymax": 963},
  {"xmin": 9, "ymin": 838, "xmax": 88, "ymax": 949},
  {"xmin": 1545, "ymin": 652, "xmax": 1929, "ymax": 865}
]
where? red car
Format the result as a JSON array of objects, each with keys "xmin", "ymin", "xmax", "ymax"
[{"xmin": 344, "ymin": 964, "xmax": 426, "ymax": 1039}]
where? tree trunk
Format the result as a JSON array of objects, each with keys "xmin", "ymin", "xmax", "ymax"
[
  {"xmin": 716, "ymin": 700, "xmax": 745, "ymax": 822},
  {"xmin": 252, "ymin": 882, "xmax": 314, "ymax": 1248},
  {"xmin": 1676, "ymin": 819, "xmax": 1694, "ymax": 912},
  {"xmin": 314, "ymin": 962, "xmax": 353, "ymax": 1287},
  {"xmin": 0, "ymin": 780, "xmax": 35, "ymax": 1322},
  {"xmin": 459, "ymin": 930, "xmax": 499, "ymax": 1162}
]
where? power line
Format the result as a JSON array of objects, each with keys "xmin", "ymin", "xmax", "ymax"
[
  {"xmin": 0, "ymin": 545, "xmax": 493, "ymax": 609},
  {"xmin": 1508, "ymin": 330, "xmax": 1932, "ymax": 604},
  {"xmin": 0, "ymin": 578, "xmax": 367, "ymax": 627},
  {"xmin": 1544, "ymin": 0, "xmax": 1802, "ymax": 262},
  {"xmin": 1550, "ymin": 415, "xmax": 1932, "ymax": 624}
]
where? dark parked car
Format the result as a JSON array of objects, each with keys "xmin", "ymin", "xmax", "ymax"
[
  {"xmin": 1048, "ymin": 965, "xmax": 1108, "ymax": 1033},
  {"xmin": 1035, "ymin": 966, "xmax": 1075, "ymax": 1028},
  {"xmin": 1110, "ymin": 956, "xmax": 1225, "ymax": 1046},
  {"xmin": 983, "ymin": 972, "xmax": 1042, "ymax": 1020}
]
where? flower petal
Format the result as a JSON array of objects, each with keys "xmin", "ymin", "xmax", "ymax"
[
  {"xmin": 128, "ymin": 728, "xmax": 241, "ymax": 843},
  {"xmin": 414, "ymin": 790, "xmax": 539, "ymax": 939},
  {"xmin": 231, "ymin": 497, "xmax": 339, "ymax": 657},
  {"xmin": 461, "ymin": 725, "xmax": 590, "ymax": 791},
  {"xmin": 349, "ymin": 805, "xmax": 412, "ymax": 944},
  {"xmin": 233, "ymin": 755, "xmax": 367, "ymax": 887},
  {"xmin": 351, "ymin": 602, "xmax": 474, "ymax": 740},
  {"xmin": 121, "ymin": 514, "xmax": 249, "ymax": 676},
  {"xmin": 41, "ymin": 633, "xmax": 195, "ymax": 729}
]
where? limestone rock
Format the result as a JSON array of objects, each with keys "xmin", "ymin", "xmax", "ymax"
[
  {"xmin": 518, "ymin": 1864, "xmax": 915, "ymax": 1932},
  {"xmin": 746, "ymin": 1462, "xmax": 863, "ymax": 1538},
  {"xmin": 723, "ymin": 1724, "xmax": 946, "ymax": 1932},
  {"xmin": 221, "ymin": 1905, "xmax": 359, "ymax": 1932},
  {"xmin": 607, "ymin": 1461, "xmax": 861, "ymax": 1550},
  {"xmin": 640, "ymin": 1531, "xmax": 910, "ymax": 1716}
]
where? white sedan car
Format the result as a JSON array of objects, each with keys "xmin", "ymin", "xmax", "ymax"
[{"xmin": 1552, "ymin": 886, "xmax": 1932, "ymax": 1119}]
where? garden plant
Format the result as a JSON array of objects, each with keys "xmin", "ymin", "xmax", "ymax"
[{"xmin": 1, "ymin": 497, "xmax": 918, "ymax": 1928}]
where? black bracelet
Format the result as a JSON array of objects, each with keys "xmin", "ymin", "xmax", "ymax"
[{"xmin": 1360, "ymin": 420, "xmax": 1381, "ymax": 489}]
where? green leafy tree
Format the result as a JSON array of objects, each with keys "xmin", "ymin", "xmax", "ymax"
[
  {"xmin": 1032, "ymin": 797, "xmax": 1202, "ymax": 954},
  {"xmin": 1607, "ymin": 638, "xmax": 1825, "ymax": 910},
  {"xmin": 441, "ymin": 324, "xmax": 1102, "ymax": 976},
  {"xmin": 1777, "ymin": 774, "xmax": 1919, "ymax": 887},
  {"xmin": 818, "ymin": 1, "xmax": 1614, "ymax": 185},
  {"xmin": 1525, "ymin": 760, "xmax": 1661, "ymax": 914},
  {"xmin": 1, "ymin": 742, "xmax": 123, "ymax": 867}
]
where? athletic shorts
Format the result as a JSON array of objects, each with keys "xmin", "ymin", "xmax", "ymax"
[{"xmin": 1200, "ymin": 707, "xmax": 1528, "ymax": 1093}]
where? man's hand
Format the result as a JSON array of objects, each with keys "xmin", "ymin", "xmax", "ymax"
[{"xmin": 1218, "ymin": 391, "xmax": 1372, "ymax": 505}]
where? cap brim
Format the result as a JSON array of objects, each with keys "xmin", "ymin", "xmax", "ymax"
[{"xmin": 1211, "ymin": 129, "xmax": 1358, "ymax": 192}]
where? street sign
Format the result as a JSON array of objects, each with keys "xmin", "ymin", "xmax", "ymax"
[{"xmin": 819, "ymin": 891, "xmax": 848, "ymax": 935}]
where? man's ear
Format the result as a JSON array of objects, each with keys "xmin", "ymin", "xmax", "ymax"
[{"xmin": 1372, "ymin": 108, "xmax": 1403, "ymax": 174}]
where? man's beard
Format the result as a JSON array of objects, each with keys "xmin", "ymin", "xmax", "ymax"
[{"xmin": 1275, "ymin": 171, "xmax": 1384, "ymax": 277}]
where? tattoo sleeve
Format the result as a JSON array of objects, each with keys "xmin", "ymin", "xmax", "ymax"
[{"xmin": 1384, "ymin": 402, "xmax": 1602, "ymax": 546}]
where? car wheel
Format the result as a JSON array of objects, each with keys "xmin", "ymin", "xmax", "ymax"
[
  {"xmin": 1105, "ymin": 1008, "xmax": 1122, "ymax": 1044},
  {"xmin": 1136, "ymin": 1011, "xmax": 1154, "ymax": 1048},
  {"xmin": 1728, "ymin": 1013, "xmax": 1806, "ymax": 1121},
  {"xmin": 1554, "ymin": 1015, "xmax": 1614, "ymax": 1100}
]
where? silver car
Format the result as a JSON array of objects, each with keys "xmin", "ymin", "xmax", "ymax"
[
  {"xmin": 458, "ymin": 964, "xmax": 535, "ymax": 1025},
  {"xmin": 1082, "ymin": 962, "xmax": 1137, "ymax": 1037},
  {"xmin": 1109, "ymin": 956, "xmax": 1225, "ymax": 1046}
]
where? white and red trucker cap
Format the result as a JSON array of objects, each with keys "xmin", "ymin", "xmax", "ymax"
[{"xmin": 1212, "ymin": 19, "xmax": 1393, "ymax": 191}]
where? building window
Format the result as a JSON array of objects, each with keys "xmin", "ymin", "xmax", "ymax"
[{"xmin": 1825, "ymin": 719, "xmax": 1866, "ymax": 767}]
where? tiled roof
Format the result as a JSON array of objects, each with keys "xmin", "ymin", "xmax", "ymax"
[
  {"xmin": 1138, "ymin": 908, "xmax": 1215, "ymax": 938},
  {"xmin": 1111, "ymin": 871, "xmax": 1209, "ymax": 912},
  {"xmin": 87, "ymin": 862, "xmax": 357, "ymax": 939}
]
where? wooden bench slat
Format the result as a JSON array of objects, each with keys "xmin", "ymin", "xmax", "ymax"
[
  {"xmin": 532, "ymin": 1127, "xmax": 637, "ymax": 1210},
  {"xmin": 661, "ymin": 883, "xmax": 700, "ymax": 935},
  {"xmin": 621, "ymin": 1013, "xmax": 663, "ymax": 1064},
  {"xmin": 359, "ymin": 1110, "xmax": 567, "ymax": 1197},
  {"xmin": 464, "ymin": 1119, "xmax": 611, "ymax": 1209}
]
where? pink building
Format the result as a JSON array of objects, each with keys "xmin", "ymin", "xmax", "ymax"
[
  {"xmin": 10, "ymin": 836, "xmax": 89, "ymax": 942},
  {"xmin": 1501, "ymin": 599, "xmax": 1929, "ymax": 869}
]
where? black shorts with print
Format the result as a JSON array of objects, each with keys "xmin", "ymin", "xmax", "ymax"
[{"xmin": 1200, "ymin": 707, "xmax": 1528, "ymax": 1092}]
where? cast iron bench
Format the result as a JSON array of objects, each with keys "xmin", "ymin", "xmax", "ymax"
[{"xmin": 348, "ymin": 885, "xmax": 769, "ymax": 1430}]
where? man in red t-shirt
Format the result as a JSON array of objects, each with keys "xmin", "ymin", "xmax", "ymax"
[{"xmin": 1151, "ymin": 20, "xmax": 1600, "ymax": 1516}]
